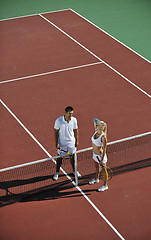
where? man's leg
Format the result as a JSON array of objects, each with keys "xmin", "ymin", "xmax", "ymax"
[
  {"xmin": 70, "ymin": 155, "xmax": 74, "ymax": 171},
  {"xmin": 53, "ymin": 157, "xmax": 62, "ymax": 180},
  {"xmin": 56, "ymin": 157, "xmax": 62, "ymax": 172},
  {"xmin": 70, "ymin": 154, "xmax": 81, "ymax": 178}
]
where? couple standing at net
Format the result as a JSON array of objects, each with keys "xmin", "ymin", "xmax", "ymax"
[{"xmin": 53, "ymin": 106, "xmax": 108, "ymax": 192}]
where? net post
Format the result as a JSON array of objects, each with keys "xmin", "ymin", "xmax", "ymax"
[{"xmin": 74, "ymin": 151, "xmax": 78, "ymax": 186}]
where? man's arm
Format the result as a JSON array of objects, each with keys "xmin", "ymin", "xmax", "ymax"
[
  {"xmin": 54, "ymin": 129, "xmax": 60, "ymax": 148},
  {"xmin": 73, "ymin": 129, "xmax": 79, "ymax": 147}
]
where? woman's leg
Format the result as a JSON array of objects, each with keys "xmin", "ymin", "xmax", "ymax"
[{"xmin": 94, "ymin": 161, "xmax": 100, "ymax": 180}]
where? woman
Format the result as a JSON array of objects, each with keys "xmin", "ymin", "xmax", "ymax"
[{"xmin": 89, "ymin": 118, "xmax": 108, "ymax": 192}]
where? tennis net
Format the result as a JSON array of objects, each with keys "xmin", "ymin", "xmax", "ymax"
[
  {"xmin": 0, "ymin": 131, "xmax": 151, "ymax": 205},
  {"xmin": 0, "ymin": 155, "xmax": 76, "ymax": 205},
  {"xmin": 75, "ymin": 131, "xmax": 151, "ymax": 185}
]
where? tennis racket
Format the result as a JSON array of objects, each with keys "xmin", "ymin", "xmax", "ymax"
[
  {"xmin": 100, "ymin": 166, "xmax": 113, "ymax": 182},
  {"xmin": 57, "ymin": 148, "xmax": 73, "ymax": 158}
]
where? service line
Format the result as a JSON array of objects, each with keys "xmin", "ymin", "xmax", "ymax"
[
  {"xmin": 39, "ymin": 14, "xmax": 151, "ymax": 99},
  {"xmin": 0, "ymin": 62, "xmax": 102, "ymax": 84}
]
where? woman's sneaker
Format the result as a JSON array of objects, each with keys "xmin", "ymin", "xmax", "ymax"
[
  {"xmin": 89, "ymin": 178, "xmax": 99, "ymax": 185},
  {"xmin": 98, "ymin": 185, "xmax": 108, "ymax": 192}
]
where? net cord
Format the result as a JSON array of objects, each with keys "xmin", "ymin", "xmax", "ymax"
[
  {"xmin": 0, "ymin": 131, "xmax": 150, "ymax": 173},
  {"xmin": 74, "ymin": 131, "xmax": 151, "ymax": 186},
  {"xmin": 0, "ymin": 155, "xmax": 60, "ymax": 173},
  {"xmin": 76, "ymin": 131, "xmax": 151, "ymax": 154}
]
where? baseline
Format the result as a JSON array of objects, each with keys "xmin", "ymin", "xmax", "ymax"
[
  {"xmin": 0, "ymin": 8, "xmax": 70, "ymax": 22},
  {"xmin": 0, "ymin": 9, "xmax": 149, "ymax": 64}
]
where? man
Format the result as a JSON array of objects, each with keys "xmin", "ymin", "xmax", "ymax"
[{"xmin": 53, "ymin": 106, "xmax": 81, "ymax": 180}]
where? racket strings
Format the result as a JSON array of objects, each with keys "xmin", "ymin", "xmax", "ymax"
[
  {"xmin": 100, "ymin": 167, "xmax": 112, "ymax": 181},
  {"xmin": 58, "ymin": 148, "xmax": 72, "ymax": 158}
]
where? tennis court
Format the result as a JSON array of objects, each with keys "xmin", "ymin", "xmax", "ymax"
[{"xmin": 0, "ymin": 8, "xmax": 151, "ymax": 240}]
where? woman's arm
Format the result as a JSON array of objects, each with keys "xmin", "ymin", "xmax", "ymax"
[
  {"xmin": 94, "ymin": 118, "xmax": 100, "ymax": 131},
  {"xmin": 100, "ymin": 135, "xmax": 107, "ymax": 164}
]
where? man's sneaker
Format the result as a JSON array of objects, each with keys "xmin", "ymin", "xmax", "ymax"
[
  {"xmin": 73, "ymin": 171, "xmax": 81, "ymax": 178},
  {"xmin": 89, "ymin": 178, "xmax": 99, "ymax": 185},
  {"xmin": 98, "ymin": 185, "xmax": 108, "ymax": 192},
  {"xmin": 53, "ymin": 172, "xmax": 59, "ymax": 181}
]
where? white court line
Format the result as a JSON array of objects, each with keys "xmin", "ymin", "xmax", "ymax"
[
  {"xmin": 0, "ymin": 8, "xmax": 71, "ymax": 22},
  {"xmin": 0, "ymin": 8, "xmax": 150, "ymax": 64},
  {"xmin": 0, "ymin": 98, "xmax": 125, "ymax": 240},
  {"xmin": 0, "ymin": 62, "xmax": 102, "ymax": 84},
  {"xmin": 39, "ymin": 14, "xmax": 151, "ymax": 99},
  {"xmin": 71, "ymin": 9, "xmax": 151, "ymax": 64}
]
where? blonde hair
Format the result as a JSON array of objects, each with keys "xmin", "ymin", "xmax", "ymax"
[{"xmin": 98, "ymin": 121, "xmax": 107, "ymax": 136}]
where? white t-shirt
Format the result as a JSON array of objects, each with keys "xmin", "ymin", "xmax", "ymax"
[{"xmin": 54, "ymin": 116, "xmax": 78, "ymax": 148}]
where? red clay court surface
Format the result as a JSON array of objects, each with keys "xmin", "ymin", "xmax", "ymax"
[{"xmin": 0, "ymin": 9, "xmax": 151, "ymax": 240}]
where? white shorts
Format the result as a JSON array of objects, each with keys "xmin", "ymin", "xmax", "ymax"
[
  {"xmin": 57, "ymin": 146, "xmax": 76, "ymax": 157},
  {"xmin": 93, "ymin": 152, "xmax": 107, "ymax": 164}
]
